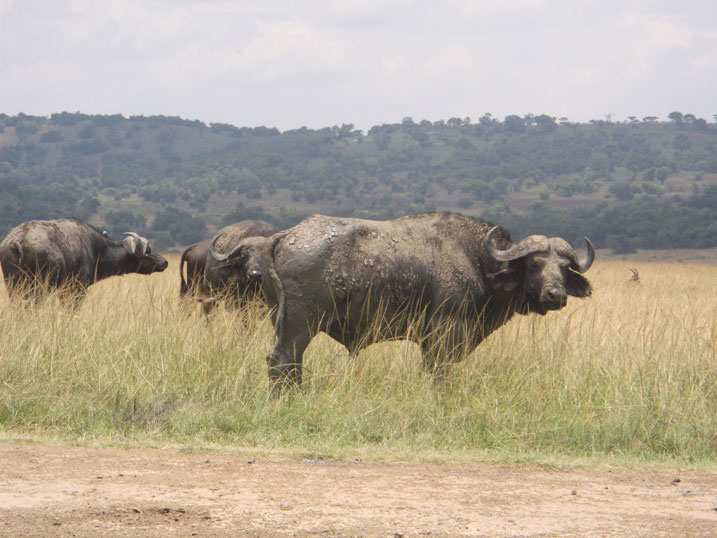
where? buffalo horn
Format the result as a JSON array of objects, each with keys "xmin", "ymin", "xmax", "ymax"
[
  {"xmin": 578, "ymin": 237, "xmax": 595, "ymax": 273},
  {"xmin": 123, "ymin": 232, "xmax": 146, "ymax": 256},
  {"xmin": 209, "ymin": 233, "xmax": 244, "ymax": 262},
  {"xmin": 484, "ymin": 226, "xmax": 548, "ymax": 262}
]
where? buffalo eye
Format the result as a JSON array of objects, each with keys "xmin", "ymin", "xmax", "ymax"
[{"xmin": 526, "ymin": 258, "xmax": 542, "ymax": 271}]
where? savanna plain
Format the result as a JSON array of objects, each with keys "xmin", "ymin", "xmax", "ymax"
[{"xmin": 0, "ymin": 254, "xmax": 715, "ymax": 537}]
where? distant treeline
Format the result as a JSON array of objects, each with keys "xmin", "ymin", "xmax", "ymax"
[{"xmin": 1, "ymin": 111, "xmax": 716, "ymax": 252}]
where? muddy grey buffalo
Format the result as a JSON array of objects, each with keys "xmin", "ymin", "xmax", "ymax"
[
  {"xmin": 0, "ymin": 218, "xmax": 168, "ymax": 304},
  {"xmin": 179, "ymin": 220, "xmax": 277, "ymax": 314},
  {"xmin": 262, "ymin": 213, "xmax": 594, "ymax": 388}
]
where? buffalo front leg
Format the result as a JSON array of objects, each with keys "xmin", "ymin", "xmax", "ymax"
[
  {"xmin": 266, "ymin": 325, "xmax": 311, "ymax": 394},
  {"xmin": 3, "ymin": 273, "xmax": 26, "ymax": 304},
  {"xmin": 420, "ymin": 322, "xmax": 473, "ymax": 377}
]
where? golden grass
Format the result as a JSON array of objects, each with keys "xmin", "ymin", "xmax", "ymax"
[{"xmin": 0, "ymin": 255, "xmax": 714, "ymax": 465}]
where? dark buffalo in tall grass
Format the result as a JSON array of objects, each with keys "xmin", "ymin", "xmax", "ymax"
[
  {"xmin": 179, "ymin": 236, "xmax": 213, "ymax": 299},
  {"xmin": 261, "ymin": 213, "xmax": 595, "ymax": 388},
  {"xmin": 180, "ymin": 220, "xmax": 277, "ymax": 314},
  {"xmin": 0, "ymin": 218, "xmax": 168, "ymax": 304}
]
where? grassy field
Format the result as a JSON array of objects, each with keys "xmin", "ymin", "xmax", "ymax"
[{"xmin": 0, "ymin": 255, "xmax": 714, "ymax": 467}]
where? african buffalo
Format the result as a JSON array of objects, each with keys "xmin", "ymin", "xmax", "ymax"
[
  {"xmin": 178, "ymin": 236, "xmax": 213, "ymax": 299},
  {"xmin": 181, "ymin": 220, "xmax": 277, "ymax": 314},
  {"xmin": 179, "ymin": 220, "xmax": 277, "ymax": 303},
  {"xmin": 0, "ymin": 218, "xmax": 168, "ymax": 304},
  {"xmin": 262, "ymin": 213, "xmax": 594, "ymax": 388}
]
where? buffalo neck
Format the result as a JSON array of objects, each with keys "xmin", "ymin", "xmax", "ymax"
[{"xmin": 92, "ymin": 240, "xmax": 135, "ymax": 282}]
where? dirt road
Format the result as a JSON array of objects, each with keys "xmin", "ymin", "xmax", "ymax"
[{"xmin": 0, "ymin": 442, "xmax": 715, "ymax": 537}]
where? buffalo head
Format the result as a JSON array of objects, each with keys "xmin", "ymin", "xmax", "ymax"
[
  {"xmin": 122, "ymin": 232, "xmax": 168, "ymax": 274},
  {"xmin": 485, "ymin": 227, "xmax": 594, "ymax": 314},
  {"xmin": 207, "ymin": 233, "xmax": 269, "ymax": 297}
]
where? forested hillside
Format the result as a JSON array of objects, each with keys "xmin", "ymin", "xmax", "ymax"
[{"xmin": 1, "ymin": 111, "xmax": 716, "ymax": 252}]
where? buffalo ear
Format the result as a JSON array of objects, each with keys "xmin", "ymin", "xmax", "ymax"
[
  {"xmin": 9, "ymin": 240, "xmax": 22, "ymax": 258},
  {"xmin": 566, "ymin": 269, "xmax": 592, "ymax": 297},
  {"xmin": 489, "ymin": 268, "xmax": 520, "ymax": 293}
]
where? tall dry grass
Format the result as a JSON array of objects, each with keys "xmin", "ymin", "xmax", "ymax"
[{"xmin": 0, "ymin": 255, "xmax": 714, "ymax": 465}]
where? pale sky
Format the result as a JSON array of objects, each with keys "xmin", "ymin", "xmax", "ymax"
[{"xmin": 2, "ymin": 0, "xmax": 716, "ymax": 132}]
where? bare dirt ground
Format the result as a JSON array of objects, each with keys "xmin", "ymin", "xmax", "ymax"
[{"xmin": 0, "ymin": 442, "xmax": 715, "ymax": 537}]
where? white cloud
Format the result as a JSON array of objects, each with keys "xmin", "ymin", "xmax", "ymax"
[
  {"xmin": 233, "ymin": 18, "xmax": 344, "ymax": 69},
  {"xmin": 0, "ymin": 0, "xmax": 19, "ymax": 16},
  {"xmin": 1, "ymin": 1, "xmax": 716, "ymax": 129},
  {"xmin": 690, "ymin": 49, "xmax": 717, "ymax": 70},
  {"xmin": 569, "ymin": 66, "xmax": 606, "ymax": 85},
  {"xmin": 381, "ymin": 52, "xmax": 412, "ymax": 79},
  {"xmin": 424, "ymin": 44, "xmax": 486, "ymax": 78},
  {"xmin": 616, "ymin": 10, "xmax": 693, "ymax": 70}
]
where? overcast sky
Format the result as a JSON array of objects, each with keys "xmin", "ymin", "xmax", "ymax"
[{"xmin": 1, "ymin": 1, "xmax": 715, "ymax": 132}]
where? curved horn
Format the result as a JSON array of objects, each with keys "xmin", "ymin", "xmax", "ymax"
[
  {"xmin": 209, "ymin": 233, "xmax": 244, "ymax": 262},
  {"xmin": 122, "ymin": 232, "xmax": 145, "ymax": 256},
  {"xmin": 577, "ymin": 237, "xmax": 595, "ymax": 273},
  {"xmin": 484, "ymin": 226, "xmax": 549, "ymax": 262}
]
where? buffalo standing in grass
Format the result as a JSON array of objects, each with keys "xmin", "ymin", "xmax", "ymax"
[
  {"xmin": 0, "ymin": 218, "xmax": 168, "ymax": 305},
  {"xmin": 261, "ymin": 213, "xmax": 594, "ymax": 389},
  {"xmin": 178, "ymin": 220, "xmax": 277, "ymax": 314},
  {"xmin": 178, "ymin": 236, "xmax": 213, "ymax": 299}
]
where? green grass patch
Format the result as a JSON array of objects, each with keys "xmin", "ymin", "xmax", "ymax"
[{"xmin": 0, "ymin": 258, "xmax": 715, "ymax": 466}]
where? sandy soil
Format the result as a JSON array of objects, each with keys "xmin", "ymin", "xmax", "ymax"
[{"xmin": 0, "ymin": 442, "xmax": 715, "ymax": 537}]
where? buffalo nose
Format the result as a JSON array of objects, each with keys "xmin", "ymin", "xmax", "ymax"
[
  {"xmin": 543, "ymin": 288, "xmax": 566, "ymax": 307},
  {"xmin": 248, "ymin": 269, "xmax": 262, "ymax": 280}
]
